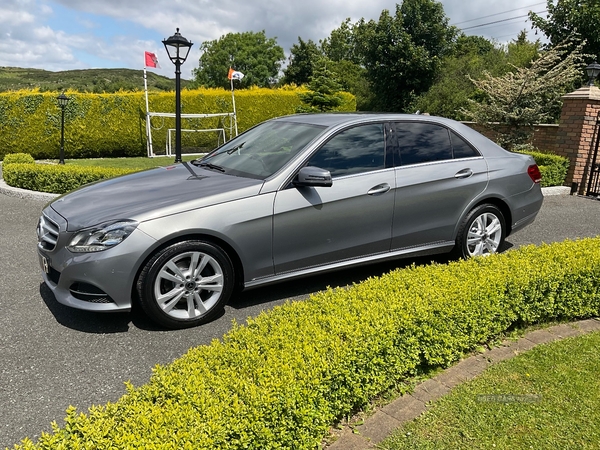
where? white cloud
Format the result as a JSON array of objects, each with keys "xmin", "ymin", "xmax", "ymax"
[{"xmin": 0, "ymin": 0, "xmax": 546, "ymax": 75}]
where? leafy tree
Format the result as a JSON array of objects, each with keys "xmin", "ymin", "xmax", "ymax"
[
  {"xmin": 454, "ymin": 34, "xmax": 495, "ymax": 56},
  {"xmin": 326, "ymin": 59, "xmax": 375, "ymax": 110},
  {"xmin": 193, "ymin": 31, "xmax": 284, "ymax": 89},
  {"xmin": 321, "ymin": 18, "xmax": 364, "ymax": 64},
  {"xmin": 359, "ymin": 0, "xmax": 457, "ymax": 112},
  {"xmin": 529, "ymin": 0, "xmax": 600, "ymax": 61},
  {"xmin": 462, "ymin": 40, "xmax": 586, "ymax": 149},
  {"xmin": 506, "ymin": 31, "xmax": 541, "ymax": 68},
  {"xmin": 411, "ymin": 35, "xmax": 498, "ymax": 118},
  {"xmin": 411, "ymin": 32, "xmax": 540, "ymax": 119},
  {"xmin": 297, "ymin": 59, "xmax": 344, "ymax": 112},
  {"xmin": 282, "ymin": 38, "xmax": 322, "ymax": 86},
  {"xmin": 318, "ymin": 18, "xmax": 375, "ymax": 110}
]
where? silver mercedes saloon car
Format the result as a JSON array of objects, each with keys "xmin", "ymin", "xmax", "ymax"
[{"xmin": 37, "ymin": 113, "xmax": 543, "ymax": 329}]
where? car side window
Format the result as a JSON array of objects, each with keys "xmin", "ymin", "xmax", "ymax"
[
  {"xmin": 307, "ymin": 124, "xmax": 385, "ymax": 177},
  {"xmin": 395, "ymin": 122, "xmax": 453, "ymax": 166},
  {"xmin": 450, "ymin": 130, "xmax": 480, "ymax": 158}
]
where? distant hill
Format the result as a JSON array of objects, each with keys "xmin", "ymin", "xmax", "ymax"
[{"xmin": 0, "ymin": 67, "xmax": 192, "ymax": 93}]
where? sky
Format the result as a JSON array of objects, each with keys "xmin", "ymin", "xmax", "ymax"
[{"xmin": 0, "ymin": 0, "xmax": 549, "ymax": 80}]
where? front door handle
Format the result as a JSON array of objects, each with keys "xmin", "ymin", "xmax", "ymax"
[
  {"xmin": 455, "ymin": 169, "xmax": 473, "ymax": 179},
  {"xmin": 367, "ymin": 183, "xmax": 391, "ymax": 195}
]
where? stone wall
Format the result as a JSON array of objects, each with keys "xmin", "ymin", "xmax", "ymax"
[
  {"xmin": 464, "ymin": 122, "xmax": 559, "ymax": 152},
  {"xmin": 463, "ymin": 85, "xmax": 600, "ymax": 194}
]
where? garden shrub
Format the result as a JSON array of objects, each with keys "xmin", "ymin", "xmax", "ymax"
[
  {"xmin": 2, "ymin": 163, "xmax": 135, "ymax": 194},
  {"xmin": 2, "ymin": 152, "xmax": 35, "ymax": 165},
  {"xmin": 12, "ymin": 237, "xmax": 600, "ymax": 449}
]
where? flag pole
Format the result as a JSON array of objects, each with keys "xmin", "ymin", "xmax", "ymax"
[
  {"xmin": 230, "ymin": 77, "xmax": 238, "ymax": 136},
  {"xmin": 144, "ymin": 67, "xmax": 154, "ymax": 157}
]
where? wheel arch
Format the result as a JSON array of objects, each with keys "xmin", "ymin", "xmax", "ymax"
[
  {"xmin": 130, "ymin": 232, "xmax": 245, "ymax": 304},
  {"xmin": 461, "ymin": 196, "xmax": 513, "ymax": 237}
]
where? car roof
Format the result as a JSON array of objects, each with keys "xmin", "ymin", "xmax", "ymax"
[
  {"xmin": 271, "ymin": 113, "xmax": 512, "ymax": 157},
  {"xmin": 274, "ymin": 112, "xmax": 462, "ymax": 129}
]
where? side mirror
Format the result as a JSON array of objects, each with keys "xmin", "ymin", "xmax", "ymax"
[{"xmin": 293, "ymin": 166, "xmax": 332, "ymax": 187}]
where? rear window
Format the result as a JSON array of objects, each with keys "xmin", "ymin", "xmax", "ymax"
[
  {"xmin": 450, "ymin": 130, "xmax": 480, "ymax": 158},
  {"xmin": 395, "ymin": 123, "xmax": 452, "ymax": 165}
]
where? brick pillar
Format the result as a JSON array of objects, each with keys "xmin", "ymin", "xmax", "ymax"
[{"xmin": 556, "ymin": 85, "xmax": 600, "ymax": 194}]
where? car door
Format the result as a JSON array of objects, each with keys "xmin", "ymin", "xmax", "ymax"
[
  {"xmin": 272, "ymin": 123, "xmax": 396, "ymax": 274},
  {"xmin": 390, "ymin": 122, "xmax": 489, "ymax": 250}
]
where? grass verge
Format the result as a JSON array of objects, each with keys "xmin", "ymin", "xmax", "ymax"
[
  {"xmin": 379, "ymin": 329, "xmax": 600, "ymax": 450},
  {"xmin": 57, "ymin": 155, "xmax": 201, "ymax": 170}
]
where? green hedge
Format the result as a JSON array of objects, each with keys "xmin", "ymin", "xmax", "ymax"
[
  {"xmin": 514, "ymin": 147, "xmax": 570, "ymax": 187},
  {"xmin": 2, "ymin": 152, "xmax": 35, "ymax": 165},
  {"xmin": 0, "ymin": 88, "xmax": 356, "ymax": 160},
  {"xmin": 2, "ymin": 162, "xmax": 135, "ymax": 194},
  {"xmin": 2, "ymin": 146, "xmax": 570, "ymax": 194},
  {"xmin": 13, "ymin": 238, "xmax": 600, "ymax": 449}
]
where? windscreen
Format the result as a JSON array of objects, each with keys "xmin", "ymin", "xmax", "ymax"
[{"xmin": 198, "ymin": 120, "xmax": 326, "ymax": 179}]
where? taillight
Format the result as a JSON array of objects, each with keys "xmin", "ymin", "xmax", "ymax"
[{"xmin": 528, "ymin": 164, "xmax": 542, "ymax": 184}]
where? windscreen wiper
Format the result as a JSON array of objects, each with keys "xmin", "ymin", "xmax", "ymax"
[
  {"xmin": 193, "ymin": 161, "xmax": 226, "ymax": 172},
  {"xmin": 226, "ymin": 142, "xmax": 245, "ymax": 154}
]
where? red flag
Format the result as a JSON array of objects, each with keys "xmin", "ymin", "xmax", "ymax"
[{"xmin": 145, "ymin": 51, "xmax": 160, "ymax": 68}]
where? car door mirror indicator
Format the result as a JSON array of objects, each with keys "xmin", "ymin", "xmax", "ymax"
[{"xmin": 294, "ymin": 166, "xmax": 333, "ymax": 187}]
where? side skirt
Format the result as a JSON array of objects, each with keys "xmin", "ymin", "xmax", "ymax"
[{"xmin": 243, "ymin": 241, "xmax": 455, "ymax": 290}]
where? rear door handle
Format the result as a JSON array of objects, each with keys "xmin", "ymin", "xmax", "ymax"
[
  {"xmin": 368, "ymin": 183, "xmax": 391, "ymax": 195},
  {"xmin": 455, "ymin": 169, "xmax": 473, "ymax": 179}
]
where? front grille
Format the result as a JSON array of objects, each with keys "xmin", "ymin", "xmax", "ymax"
[
  {"xmin": 38, "ymin": 214, "xmax": 60, "ymax": 252},
  {"xmin": 69, "ymin": 282, "xmax": 115, "ymax": 304}
]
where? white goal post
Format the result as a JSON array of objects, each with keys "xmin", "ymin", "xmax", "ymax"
[
  {"xmin": 165, "ymin": 126, "xmax": 227, "ymax": 157},
  {"xmin": 143, "ymin": 69, "xmax": 239, "ymax": 158}
]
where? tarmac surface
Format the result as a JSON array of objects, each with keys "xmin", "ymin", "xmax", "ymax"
[{"xmin": 0, "ymin": 177, "xmax": 599, "ymax": 448}]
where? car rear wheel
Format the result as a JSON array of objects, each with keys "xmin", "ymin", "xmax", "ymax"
[
  {"xmin": 137, "ymin": 240, "xmax": 234, "ymax": 329},
  {"xmin": 454, "ymin": 204, "xmax": 505, "ymax": 259}
]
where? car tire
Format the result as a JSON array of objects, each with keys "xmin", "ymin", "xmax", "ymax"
[
  {"xmin": 454, "ymin": 204, "xmax": 506, "ymax": 259},
  {"xmin": 137, "ymin": 240, "xmax": 234, "ymax": 329}
]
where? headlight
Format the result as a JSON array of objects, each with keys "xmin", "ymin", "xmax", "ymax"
[{"xmin": 67, "ymin": 220, "xmax": 139, "ymax": 253}]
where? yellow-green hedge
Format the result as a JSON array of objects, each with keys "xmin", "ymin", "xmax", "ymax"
[
  {"xmin": 2, "ymin": 162, "xmax": 135, "ymax": 194},
  {"xmin": 2, "ymin": 152, "xmax": 35, "ymax": 165},
  {"xmin": 12, "ymin": 238, "xmax": 600, "ymax": 449},
  {"xmin": 0, "ymin": 88, "xmax": 356, "ymax": 160},
  {"xmin": 515, "ymin": 148, "xmax": 570, "ymax": 187}
]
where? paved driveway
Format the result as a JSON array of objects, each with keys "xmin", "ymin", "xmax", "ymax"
[{"xmin": 0, "ymin": 191, "xmax": 598, "ymax": 447}]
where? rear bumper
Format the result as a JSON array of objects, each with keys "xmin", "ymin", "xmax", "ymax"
[{"xmin": 507, "ymin": 186, "xmax": 543, "ymax": 236}]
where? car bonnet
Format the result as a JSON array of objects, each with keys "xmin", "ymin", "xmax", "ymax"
[{"xmin": 48, "ymin": 163, "xmax": 264, "ymax": 231}]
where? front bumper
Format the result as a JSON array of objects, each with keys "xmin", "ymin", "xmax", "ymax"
[{"xmin": 37, "ymin": 209, "xmax": 157, "ymax": 312}]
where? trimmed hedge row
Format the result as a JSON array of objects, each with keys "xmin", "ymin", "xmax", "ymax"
[
  {"xmin": 515, "ymin": 148, "xmax": 570, "ymax": 187},
  {"xmin": 2, "ymin": 142, "xmax": 570, "ymax": 194},
  {"xmin": 2, "ymin": 152, "xmax": 35, "ymax": 165},
  {"xmin": 2, "ymin": 162, "xmax": 135, "ymax": 194},
  {"xmin": 0, "ymin": 88, "xmax": 356, "ymax": 160},
  {"xmin": 13, "ymin": 238, "xmax": 600, "ymax": 449}
]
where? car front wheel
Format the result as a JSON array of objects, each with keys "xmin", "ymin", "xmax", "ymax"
[
  {"xmin": 454, "ymin": 204, "xmax": 505, "ymax": 259},
  {"xmin": 137, "ymin": 240, "xmax": 234, "ymax": 329}
]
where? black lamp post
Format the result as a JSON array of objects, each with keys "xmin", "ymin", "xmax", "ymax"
[
  {"xmin": 586, "ymin": 61, "xmax": 600, "ymax": 86},
  {"xmin": 56, "ymin": 92, "xmax": 70, "ymax": 164},
  {"xmin": 163, "ymin": 28, "xmax": 193, "ymax": 163}
]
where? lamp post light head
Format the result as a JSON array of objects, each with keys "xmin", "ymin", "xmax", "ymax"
[
  {"xmin": 56, "ymin": 92, "xmax": 70, "ymax": 108},
  {"xmin": 586, "ymin": 61, "xmax": 600, "ymax": 86},
  {"xmin": 162, "ymin": 28, "xmax": 193, "ymax": 66}
]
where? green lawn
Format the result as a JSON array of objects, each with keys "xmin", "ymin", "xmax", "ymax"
[
  {"xmin": 380, "ymin": 330, "xmax": 600, "ymax": 450},
  {"xmin": 58, "ymin": 155, "xmax": 201, "ymax": 170}
]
